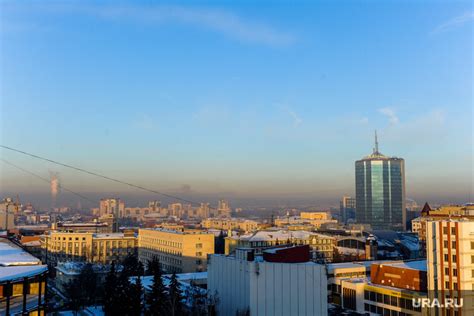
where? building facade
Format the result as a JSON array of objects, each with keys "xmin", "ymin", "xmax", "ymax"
[
  {"xmin": 426, "ymin": 219, "xmax": 474, "ymax": 316},
  {"xmin": 208, "ymin": 247, "xmax": 328, "ymax": 316},
  {"xmin": 201, "ymin": 218, "xmax": 260, "ymax": 233},
  {"xmin": 138, "ymin": 228, "xmax": 215, "ymax": 273},
  {"xmin": 41, "ymin": 230, "xmax": 138, "ymax": 265},
  {"xmin": 340, "ymin": 196, "xmax": 356, "ymax": 224},
  {"xmin": 355, "ymin": 133, "xmax": 406, "ymax": 230},
  {"xmin": 225, "ymin": 230, "xmax": 336, "ymax": 261}
]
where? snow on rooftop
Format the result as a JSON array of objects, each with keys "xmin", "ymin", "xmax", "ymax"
[
  {"xmin": 235, "ymin": 230, "xmax": 334, "ymax": 242},
  {"xmin": 0, "ymin": 239, "xmax": 46, "ymax": 282},
  {"xmin": 130, "ymin": 272, "xmax": 207, "ymax": 292},
  {"xmin": 0, "ymin": 265, "xmax": 47, "ymax": 282},
  {"xmin": 93, "ymin": 233, "xmax": 124, "ymax": 238},
  {"xmin": 0, "ymin": 240, "xmax": 41, "ymax": 266},
  {"xmin": 380, "ymin": 260, "xmax": 427, "ymax": 272},
  {"xmin": 335, "ymin": 246, "xmax": 365, "ymax": 255}
]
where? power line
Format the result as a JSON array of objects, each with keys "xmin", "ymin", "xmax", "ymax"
[
  {"xmin": 0, "ymin": 145, "xmax": 214, "ymax": 209},
  {"xmin": 1, "ymin": 158, "xmax": 97, "ymax": 205}
]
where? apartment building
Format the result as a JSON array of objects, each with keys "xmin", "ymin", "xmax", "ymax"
[
  {"xmin": 426, "ymin": 219, "xmax": 474, "ymax": 316},
  {"xmin": 201, "ymin": 218, "xmax": 260, "ymax": 233},
  {"xmin": 138, "ymin": 228, "xmax": 215, "ymax": 273}
]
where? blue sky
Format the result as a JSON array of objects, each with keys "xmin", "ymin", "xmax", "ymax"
[{"xmin": 0, "ymin": 1, "xmax": 473, "ymax": 207}]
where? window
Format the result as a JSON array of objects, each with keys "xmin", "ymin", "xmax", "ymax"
[
  {"xmin": 453, "ymin": 269, "xmax": 457, "ymax": 277},
  {"xmin": 452, "ymin": 255, "xmax": 456, "ymax": 262},
  {"xmin": 376, "ymin": 293, "xmax": 382, "ymax": 303},
  {"xmin": 444, "ymin": 254, "xmax": 449, "ymax": 261},
  {"xmin": 384, "ymin": 294, "xmax": 390, "ymax": 305},
  {"xmin": 452, "ymin": 241, "xmax": 456, "ymax": 249},
  {"xmin": 364, "ymin": 303, "xmax": 369, "ymax": 312},
  {"xmin": 445, "ymin": 281, "xmax": 450, "ymax": 288},
  {"xmin": 443, "ymin": 227, "xmax": 448, "ymax": 234},
  {"xmin": 370, "ymin": 291, "xmax": 376, "ymax": 302},
  {"xmin": 471, "ymin": 255, "xmax": 474, "ymax": 264},
  {"xmin": 364, "ymin": 290, "xmax": 369, "ymax": 300},
  {"xmin": 445, "ymin": 267, "xmax": 449, "ymax": 275},
  {"xmin": 453, "ymin": 282, "xmax": 458, "ymax": 290},
  {"xmin": 471, "ymin": 241, "xmax": 474, "ymax": 249},
  {"xmin": 444, "ymin": 240, "xmax": 448, "ymax": 248},
  {"xmin": 196, "ymin": 243, "xmax": 202, "ymax": 249},
  {"xmin": 451, "ymin": 227, "xmax": 456, "ymax": 235},
  {"xmin": 390, "ymin": 296, "xmax": 398, "ymax": 306},
  {"xmin": 472, "ymin": 270, "xmax": 474, "ymax": 278}
]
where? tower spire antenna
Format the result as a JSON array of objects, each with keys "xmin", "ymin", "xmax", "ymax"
[{"xmin": 374, "ymin": 130, "xmax": 379, "ymax": 154}]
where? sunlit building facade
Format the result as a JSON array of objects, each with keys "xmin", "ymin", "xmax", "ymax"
[{"xmin": 355, "ymin": 133, "xmax": 406, "ymax": 230}]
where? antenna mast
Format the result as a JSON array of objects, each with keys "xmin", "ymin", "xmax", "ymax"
[{"xmin": 374, "ymin": 130, "xmax": 379, "ymax": 154}]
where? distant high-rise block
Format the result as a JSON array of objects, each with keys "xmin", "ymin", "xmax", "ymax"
[
  {"xmin": 355, "ymin": 132, "xmax": 406, "ymax": 230},
  {"xmin": 340, "ymin": 196, "xmax": 356, "ymax": 224},
  {"xmin": 217, "ymin": 199, "xmax": 231, "ymax": 218}
]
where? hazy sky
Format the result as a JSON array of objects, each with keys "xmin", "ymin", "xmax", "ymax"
[{"xmin": 1, "ymin": 1, "xmax": 473, "ymax": 208}]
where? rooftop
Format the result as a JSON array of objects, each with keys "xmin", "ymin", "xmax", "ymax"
[
  {"xmin": 0, "ymin": 239, "xmax": 41, "ymax": 266},
  {"xmin": 0, "ymin": 239, "xmax": 47, "ymax": 283},
  {"xmin": 378, "ymin": 260, "xmax": 427, "ymax": 272},
  {"xmin": 140, "ymin": 227, "xmax": 212, "ymax": 235},
  {"xmin": 233, "ymin": 230, "xmax": 334, "ymax": 242}
]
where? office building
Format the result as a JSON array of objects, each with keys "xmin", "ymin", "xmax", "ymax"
[
  {"xmin": 426, "ymin": 218, "xmax": 474, "ymax": 316},
  {"xmin": 138, "ymin": 228, "xmax": 215, "ymax": 273},
  {"xmin": 355, "ymin": 132, "xmax": 406, "ymax": 230},
  {"xmin": 41, "ymin": 230, "xmax": 137, "ymax": 265},
  {"xmin": 328, "ymin": 260, "xmax": 426, "ymax": 315},
  {"xmin": 340, "ymin": 196, "xmax": 356, "ymax": 224},
  {"xmin": 208, "ymin": 245, "xmax": 328, "ymax": 316}
]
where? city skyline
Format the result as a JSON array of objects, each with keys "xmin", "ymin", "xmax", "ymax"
[{"xmin": 1, "ymin": 1, "xmax": 473, "ymax": 206}]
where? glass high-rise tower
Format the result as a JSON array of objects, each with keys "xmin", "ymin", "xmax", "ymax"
[{"xmin": 355, "ymin": 132, "xmax": 406, "ymax": 230}]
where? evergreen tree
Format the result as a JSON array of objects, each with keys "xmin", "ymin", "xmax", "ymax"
[
  {"xmin": 122, "ymin": 253, "xmax": 143, "ymax": 278},
  {"xmin": 186, "ymin": 281, "xmax": 206, "ymax": 316},
  {"xmin": 129, "ymin": 276, "xmax": 143, "ymax": 316},
  {"xmin": 80, "ymin": 263, "xmax": 97, "ymax": 305},
  {"xmin": 64, "ymin": 279, "xmax": 83, "ymax": 314},
  {"xmin": 168, "ymin": 272, "xmax": 184, "ymax": 316},
  {"xmin": 146, "ymin": 258, "xmax": 168, "ymax": 316},
  {"xmin": 103, "ymin": 262, "xmax": 119, "ymax": 316},
  {"xmin": 146, "ymin": 256, "xmax": 161, "ymax": 276}
]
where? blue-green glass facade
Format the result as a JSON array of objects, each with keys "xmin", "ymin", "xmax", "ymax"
[{"xmin": 355, "ymin": 156, "xmax": 405, "ymax": 230}]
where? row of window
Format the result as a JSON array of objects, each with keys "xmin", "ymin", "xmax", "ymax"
[
  {"xmin": 443, "ymin": 240, "xmax": 457, "ymax": 249},
  {"xmin": 364, "ymin": 303, "xmax": 414, "ymax": 316},
  {"xmin": 442, "ymin": 227, "xmax": 456, "ymax": 235},
  {"xmin": 142, "ymin": 250, "xmax": 182, "ymax": 266},
  {"xmin": 364, "ymin": 290, "xmax": 422, "ymax": 312},
  {"xmin": 52, "ymin": 236, "xmax": 87, "ymax": 241},
  {"xmin": 141, "ymin": 237, "xmax": 183, "ymax": 249}
]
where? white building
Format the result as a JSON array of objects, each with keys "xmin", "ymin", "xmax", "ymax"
[
  {"xmin": 426, "ymin": 218, "xmax": 474, "ymax": 316},
  {"xmin": 208, "ymin": 247, "xmax": 328, "ymax": 316}
]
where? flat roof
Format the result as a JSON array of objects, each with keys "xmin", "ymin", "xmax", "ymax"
[
  {"xmin": 0, "ymin": 265, "xmax": 48, "ymax": 282},
  {"xmin": 0, "ymin": 239, "xmax": 47, "ymax": 282},
  {"xmin": 0, "ymin": 239, "xmax": 41, "ymax": 266},
  {"xmin": 378, "ymin": 260, "xmax": 427, "ymax": 272}
]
